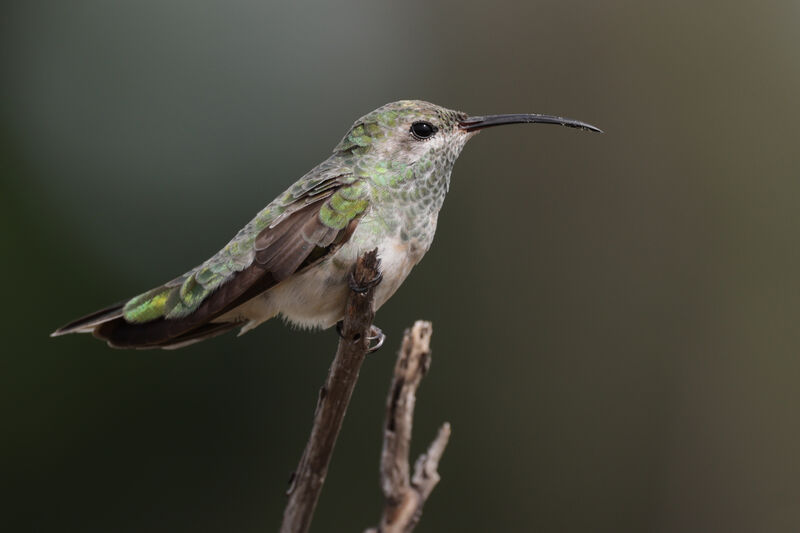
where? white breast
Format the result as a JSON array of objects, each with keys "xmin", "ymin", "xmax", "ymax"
[{"xmin": 217, "ymin": 236, "xmax": 427, "ymax": 334}]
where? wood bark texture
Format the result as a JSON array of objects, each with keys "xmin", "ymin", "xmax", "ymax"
[
  {"xmin": 280, "ymin": 249, "xmax": 380, "ymax": 533},
  {"xmin": 366, "ymin": 321, "xmax": 450, "ymax": 533}
]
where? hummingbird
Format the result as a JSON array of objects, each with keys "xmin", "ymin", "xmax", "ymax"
[{"xmin": 52, "ymin": 100, "xmax": 600, "ymax": 349}]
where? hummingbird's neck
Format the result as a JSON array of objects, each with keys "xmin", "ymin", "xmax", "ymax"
[
  {"xmin": 373, "ymin": 159, "xmax": 452, "ymax": 209},
  {"xmin": 357, "ymin": 159, "xmax": 451, "ymax": 249}
]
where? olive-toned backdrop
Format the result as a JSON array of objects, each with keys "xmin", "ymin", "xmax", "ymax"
[{"xmin": 3, "ymin": 1, "xmax": 799, "ymax": 532}]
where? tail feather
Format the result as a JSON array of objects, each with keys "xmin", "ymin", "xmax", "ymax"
[
  {"xmin": 95, "ymin": 317, "xmax": 241, "ymax": 349},
  {"xmin": 158, "ymin": 321, "xmax": 241, "ymax": 350}
]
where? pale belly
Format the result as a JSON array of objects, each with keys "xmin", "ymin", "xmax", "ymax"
[{"xmin": 217, "ymin": 235, "xmax": 427, "ymax": 333}]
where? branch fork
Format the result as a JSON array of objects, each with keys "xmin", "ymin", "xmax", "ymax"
[
  {"xmin": 367, "ymin": 321, "xmax": 450, "ymax": 533},
  {"xmin": 279, "ymin": 251, "xmax": 449, "ymax": 533}
]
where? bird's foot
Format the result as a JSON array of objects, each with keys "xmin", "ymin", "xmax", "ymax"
[
  {"xmin": 348, "ymin": 269, "xmax": 383, "ymax": 294},
  {"xmin": 335, "ymin": 321, "xmax": 385, "ymax": 354},
  {"xmin": 366, "ymin": 325, "xmax": 385, "ymax": 353}
]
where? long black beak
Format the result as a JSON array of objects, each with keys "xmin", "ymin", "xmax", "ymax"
[{"xmin": 459, "ymin": 113, "xmax": 602, "ymax": 133}]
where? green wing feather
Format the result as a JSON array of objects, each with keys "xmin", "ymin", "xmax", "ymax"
[{"xmin": 122, "ymin": 160, "xmax": 369, "ymax": 324}]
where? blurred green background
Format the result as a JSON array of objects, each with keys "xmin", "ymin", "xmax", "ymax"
[{"xmin": 3, "ymin": 1, "xmax": 799, "ymax": 531}]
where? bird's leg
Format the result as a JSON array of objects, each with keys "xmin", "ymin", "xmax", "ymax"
[
  {"xmin": 338, "ymin": 262, "xmax": 384, "ymax": 352},
  {"xmin": 348, "ymin": 269, "xmax": 383, "ymax": 294}
]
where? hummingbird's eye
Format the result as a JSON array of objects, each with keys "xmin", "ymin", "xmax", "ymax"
[{"xmin": 410, "ymin": 121, "xmax": 438, "ymax": 140}]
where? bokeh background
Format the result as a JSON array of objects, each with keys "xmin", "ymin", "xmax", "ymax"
[{"xmin": 3, "ymin": 1, "xmax": 800, "ymax": 531}]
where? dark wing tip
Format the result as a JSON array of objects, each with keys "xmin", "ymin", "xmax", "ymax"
[{"xmin": 51, "ymin": 302, "xmax": 126, "ymax": 337}]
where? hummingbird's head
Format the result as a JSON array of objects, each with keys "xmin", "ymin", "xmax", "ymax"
[
  {"xmin": 333, "ymin": 99, "xmax": 601, "ymax": 185},
  {"xmin": 334, "ymin": 100, "xmax": 473, "ymax": 168}
]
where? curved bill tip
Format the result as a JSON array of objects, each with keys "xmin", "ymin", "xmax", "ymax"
[{"xmin": 459, "ymin": 113, "xmax": 603, "ymax": 133}]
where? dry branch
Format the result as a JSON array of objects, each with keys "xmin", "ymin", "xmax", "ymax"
[
  {"xmin": 367, "ymin": 321, "xmax": 451, "ymax": 533},
  {"xmin": 280, "ymin": 249, "xmax": 381, "ymax": 533}
]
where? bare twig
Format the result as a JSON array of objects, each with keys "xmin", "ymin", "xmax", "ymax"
[
  {"xmin": 367, "ymin": 321, "xmax": 451, "ymax": 533},
  {"xmin": 280, "ymin": 249, "xmax": 381, "ymax": 533}
]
